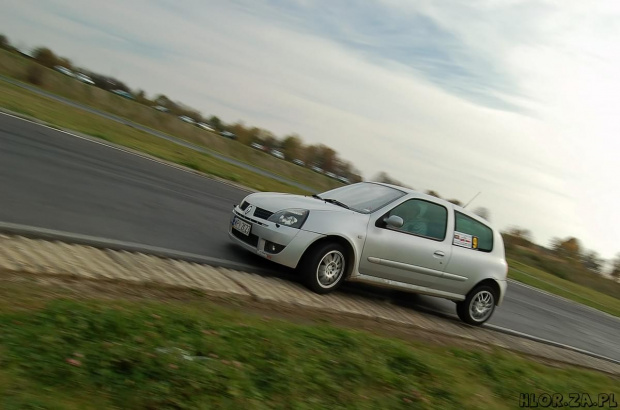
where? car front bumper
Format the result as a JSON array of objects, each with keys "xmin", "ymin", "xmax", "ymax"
[{"xmin": 228, "ymin": 208, "xmax": 323, "ymax": 269}]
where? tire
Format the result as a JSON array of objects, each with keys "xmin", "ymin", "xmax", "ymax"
[
  {"xmin": 300, "ymin": 242, "xmax": 347, "ymax": 294},
  {"xmin": 456, "ymin": 285, "xmax": 497, "ymax": 326}
]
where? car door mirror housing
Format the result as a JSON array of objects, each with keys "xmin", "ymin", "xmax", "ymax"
[{"xmin": 384, "ymin": 215, "xmax": 404, "ymax": 228}]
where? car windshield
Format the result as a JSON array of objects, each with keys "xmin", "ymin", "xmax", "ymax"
[{"xmin": 318, "ymin": 183, "xmax": 406, "ymax": 213}]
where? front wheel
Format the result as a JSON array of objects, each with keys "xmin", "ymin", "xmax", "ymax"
[
  {"xmin": 456, "ymin": 285, "xmax": 496, "ymax": 325},
  {"xmin": 300, "ymin": 242, "xmax": 347, "ymax": 294}
]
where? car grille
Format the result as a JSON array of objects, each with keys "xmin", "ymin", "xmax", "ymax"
[
  {"xmin": 239, "ymin": 201, "xmax": 250, "ymax": 211},
  {"xmin": 253, "ymin": 207, "xmax": 274, "ymax": 220},
  {"xmin": 231, "ymin": 227, "xmax": 259, "ymax": 247}
]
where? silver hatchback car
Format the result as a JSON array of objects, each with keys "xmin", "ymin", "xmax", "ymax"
[{"xmin": 229, "ymin": 182, "xmax": 508, "ymax": 325}]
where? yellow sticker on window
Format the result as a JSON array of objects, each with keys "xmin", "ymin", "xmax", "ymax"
[{"xmin": 472, "ymin": 236, "xmax": 478, "ymax": 249}]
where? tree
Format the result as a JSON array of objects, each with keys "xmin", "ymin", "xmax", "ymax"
[
  {"xmin": 503, "ymin": 227, "xmax": 533, "ymax": 249},
  {"xmin": 611, "ymin": 254, "xmax": 620, "ymax": 280},
  {"xmin": 154, "ymin": 94, "xmax": 175, "ymax": 108},
  {"xmin": 551, "ymin": 237, "xmax": 581, "ymax": 262},
  {"xmin": 134, "ymin": 89, "xmax": 151, "ymax": 105},
  {"xmin": 473, "ymin": 207, "xmax": 491, "ymax": 221},
  {"xmin": 281, "ymin": 134, "xmax": 303, "ymax": 160},
  {"xmin": 317, "ymin": 145, "xmax": 337, "ymax": 172},
  {"xmin": 304, "ymin": 144, "xmax": 320, "ymax": 165},
  {"xmin": 581, "ymin": 250, "xmax": 603, "ymax": 274},
  {"xmin": 32, "ymin": 47, "xmax": 61, "ymax": 68},
  {"xmin": 258, "ymin": 130, "xmax": 278, "ymax": 149},
  {"xmin": 208, "ymin": 116, "xmax": 223, "ymax": 131},
  {"xmin": 374, "ymin": 172, "xmax": 404, "ymax": 186},
  {"xmin": 0, "ymin": 34, "xmax": 11, "ymax": 50},
  {"xmin": 229, "ymin": 122, "xmax": 253, "ymax": 145}
]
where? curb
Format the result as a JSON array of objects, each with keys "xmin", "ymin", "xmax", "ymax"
[{"xmin": 0, "ymin": 221, "xmax": 273, "ymax": 277}]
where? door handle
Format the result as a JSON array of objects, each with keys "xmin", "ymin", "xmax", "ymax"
[{"xmin": 433, "ymin": 251, "xmax": 445, "ymax": 258}]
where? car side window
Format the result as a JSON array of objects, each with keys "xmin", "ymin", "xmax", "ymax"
[
  {"xmin": 387, "ymin": 199, "xmax": 447, "ymax": 241},
  {"xmin": 454, "ymin": 212, "xmax": 493, "ymax": 252}
]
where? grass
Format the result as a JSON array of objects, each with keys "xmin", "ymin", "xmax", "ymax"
[
  {"xmin": 508, "ymin": 258, "xmax": 620, "ymax": 317},
  {"xmin": 0, "ymin": 280, "xmax": 617, "ymax": 410},
  {"xmin": 508, "ymin": 246, "xmax": 620, "ymax": 299},
  {"xmin": 0, "ymin": 49, "xmax": 344, "ymax": 194}
]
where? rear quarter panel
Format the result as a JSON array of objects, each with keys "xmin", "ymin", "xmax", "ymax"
[{"xmin": 442, "ymin": 229, "xmax": 508, "ymax": 296}]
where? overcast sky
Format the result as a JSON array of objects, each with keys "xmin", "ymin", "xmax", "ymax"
[{"xmin": 2, "ymin": 0, "xmax": 619, "ymax": 262}]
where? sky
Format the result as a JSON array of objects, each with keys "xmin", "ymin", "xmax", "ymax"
[{"xmin": 2, "ymin": 0, "xmax": 619, "ymax": 263}]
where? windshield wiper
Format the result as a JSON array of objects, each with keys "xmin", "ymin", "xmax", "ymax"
[
  {"xmin": 311, "ymin": 194, "xmax": 349, "ymax": 209},
  {"xmin": 323, "ymin": 198, "xmax": 350, "ymax": 209}
]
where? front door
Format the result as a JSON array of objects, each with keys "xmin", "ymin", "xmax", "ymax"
[{"xmin": 359, "ymin": 198, "xmax": 452, "ymax": 288}]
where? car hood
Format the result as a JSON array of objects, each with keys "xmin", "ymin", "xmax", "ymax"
[{"xmin": 244, "ymin": 192, "xmax": 353, "ymax": 213}]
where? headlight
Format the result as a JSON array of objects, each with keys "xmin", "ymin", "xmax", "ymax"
[{"xmin": 267, "ymin": 209, "xmax": 309, "ymax": 229}]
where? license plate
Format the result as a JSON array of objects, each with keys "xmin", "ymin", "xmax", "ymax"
[{"xmin": 232, "ymin": 217, "xmax": 251, "ymax": 236}]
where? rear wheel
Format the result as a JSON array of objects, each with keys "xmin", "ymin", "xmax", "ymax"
[
  {"xmin": 456, "ymin": 285, "xmax": 496, "ymax": 325},
  {"xmin": 300, "ymin": 242, "xmax": 347, "ymax": 294}
]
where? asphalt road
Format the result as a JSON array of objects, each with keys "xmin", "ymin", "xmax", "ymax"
[{"xmin": 1, "ymin": 113, "xmax": 618, "ymax": 361}]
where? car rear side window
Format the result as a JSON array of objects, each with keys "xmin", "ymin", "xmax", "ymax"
[
  {"xmin": 388, "ymin": 199, "xmax": 447, "ymax": 241},
  {"xmin": 454, "ymin": 212, "xmax": 493, "ymax": 252}
]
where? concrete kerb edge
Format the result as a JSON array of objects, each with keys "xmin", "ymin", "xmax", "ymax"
[
  {"xmin": 0, "ymin": 222, "xmax": 274, "ymax": 277},
  {"xmin": 1, "ymin": 222, "xmax": 618, "ymax": 369}
]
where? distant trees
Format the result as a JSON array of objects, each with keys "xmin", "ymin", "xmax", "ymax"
[
  {"xmin": 32, "ymin": 47, "xmax": 71, "ymax": 69},
  {"xmin": 134, "ymin": 89, "xmax": 151, "ymax": 105},
  {"xmin": 612, "ymin": 254, "xmax": 620, "ymax": 280},
  {"xmin": 315, "ymin": 145, "xmax": 337, "ymax": 171},
  {"xmin": 373, "ymin": 172, "xmax": 410, "ymax": 188},
  {"xmin": 580, "ymin": 250, "xmax": 604, "ymax": 274},
  {"xmin": 154, "ymin": 94, "xmax": 174, "ymax": 108},
  {"xmin": 550, "ymin": 237, "xmax": 581, "ymax": 262},
  {"xmin": 0, "ymin": 34, "xmax": 11, "ymax": 50},
  {"xmin": 473, "ymin": 207, "xmax": 491, "ymax": 221},
  {"xmin": 281, "ymin": 134, "xmax": 303, "ymax": 160},
  {"xmin": 548, "ymin": 236, "xmax": 608, "ymax": 275},
  {"xmin": 503, "ymin": 227, "xmax": 534, "ymax": 248},
  {"xmin": 208, "ymin": 116, "xmax": 223, "ymax": 131}
]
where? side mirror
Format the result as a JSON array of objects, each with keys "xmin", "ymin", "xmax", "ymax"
[{"xmin": 384, "ymin": 215, "xmax": 404, "ymax": 228}]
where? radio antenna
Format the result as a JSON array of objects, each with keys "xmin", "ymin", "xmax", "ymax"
[{"xmin": 464, "ymin": 192, "xmax": 481, "ymax": 208}]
